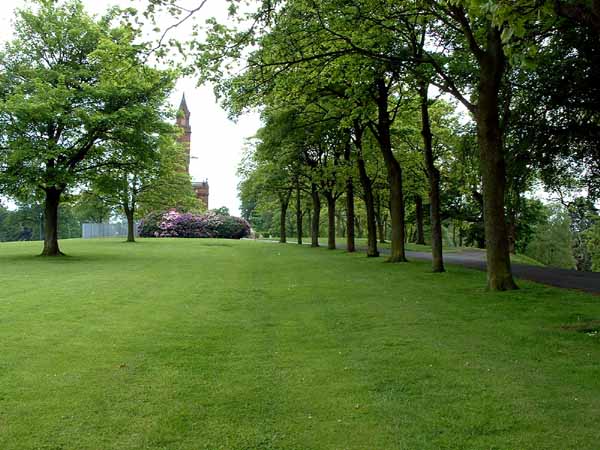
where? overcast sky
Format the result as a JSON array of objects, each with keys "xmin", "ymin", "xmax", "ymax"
[{"xmin": 0, "ymin": 0, "xmax": 261, "ymax": 215}]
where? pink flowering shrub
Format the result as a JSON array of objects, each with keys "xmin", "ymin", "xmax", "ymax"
[
  {"xmin": 200, "ymin": 211, "xmax": 252, "ymax": 239},
  {"xmin": 138, "ymin": 210, "xmax": 250, "ymax": 239}
]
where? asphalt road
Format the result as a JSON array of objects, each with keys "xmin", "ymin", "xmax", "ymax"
[{"xmin": 395, "ymin": 248, "xmax": 600, "ymax": 295}]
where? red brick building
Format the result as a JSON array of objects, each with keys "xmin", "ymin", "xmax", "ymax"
[{"xmin": 176, "ymin": 94, "xmax": 209, "ymax": 208}]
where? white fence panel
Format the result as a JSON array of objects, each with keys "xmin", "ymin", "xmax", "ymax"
[{"xmin": 82, "ymin": 222, "xmax": 139, "ymax": 239}]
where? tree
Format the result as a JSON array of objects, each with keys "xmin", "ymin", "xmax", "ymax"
[
  {"xmin": 211, "ymin": 206, "xmax": 230, "ymax": 216},
  {"xmin": 584, "ymin": 219, "xmax": 600, "ymax": 272},
  {"xmin": 136, "ymin": 164, "xmax": 203, "ymax": 218},
  {"xmin": 239, "ymin": 108, "xmax": 309, "ymax": 244},
  {"xmin": 525, "ymin": 204, "xmax": 576, "ymax": 269},
  {"xmin": 561, "ymin": 196, "xmax": 599, "ymax": 271},
  {"xmin": 71, "ymin": 191, "xmax": 112, "ymax": 224},
  {"xmin": 352, "ymin": 121, "xmax": 381, "ymax": 257},
  {"xmin": 0, "ymin": 0, "xmax": 176, "ymax": 255},
  {"xmin": 184, "ymin": 0, "xmax": 593, "ymax": 284},
  {"xmin": 317, "ymin": 0, "xmax": 518, "ymax": 283},
  {"xmin": 404, "ymin": 2, "xmax": 517, "ymax": 288},
  {"xmin": 92, "ymin": 133, "xmax": 200, "ymax": 242},
  {"xmin": 508, "ymin": 20, "xmax": 600, "ymax": 201},
  {"xmin": 553, "ymin": 0, "xmax": 600, "ymax": 34},
  {"xmin": 0, "ymin": 200, "xmax": 89, "ymax": 242}
]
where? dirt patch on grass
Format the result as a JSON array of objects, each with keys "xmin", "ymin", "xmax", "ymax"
[{"xmin": 561, "ymin": 320, "xmax": 600, "ymax": 334}]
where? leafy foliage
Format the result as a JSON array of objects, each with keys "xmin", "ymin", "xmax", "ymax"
[
  {"xmin": 525, "ymin": 204, "xmax": 576, "ymax": 269},
  {"xmin": 0, "ymin": 0, "xmax": 176, "ymax": 254},
  {"xmin": 138, "ymin": 210, "xmax": 250, "ymax": 239}
]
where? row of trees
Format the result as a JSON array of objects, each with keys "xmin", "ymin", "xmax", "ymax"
[
  {"xmin": 0, "ymin": 0, "xmax": 203, "ymax": 253},
  {"xmin": 170, "ymin": 0, "xmax": 600, "ymax": 290},
  {"xmin": 1, "ymin": 0, "xmax": 598, "ymax": 281}
]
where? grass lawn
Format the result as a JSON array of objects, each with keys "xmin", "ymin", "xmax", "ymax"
[
  {"xmin": 264, "ymin": 237, "xmax": 545, "ymax": 266},
  {"xmin": 0, "ymin": 238, "xmax": 598, "ymax": 449}
]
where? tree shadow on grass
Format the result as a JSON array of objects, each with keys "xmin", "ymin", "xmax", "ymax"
[
  {"xmin": 0, "ymin": 252, "xmax": 127, "ymax": 265},
  {"xmin": 199, "ymin": 241, "xmax": 234, "ymax": 248}
]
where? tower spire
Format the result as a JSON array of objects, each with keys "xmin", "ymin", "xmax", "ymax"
[
  {"xmin": 179, "ymin": 93, "xmax": 190, "ymax": 117},
  {"xmin": 176, "ymin": 92, "xmax": 192, "ymax": 173}
]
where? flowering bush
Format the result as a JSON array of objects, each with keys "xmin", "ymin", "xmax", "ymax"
[
  {"xmin": 201, "ymin": 211, "xmax": 251, "ymax": 239},
  {"xmin": 138, "ymin": 210, "xmax": 250, "ymax": 239}
]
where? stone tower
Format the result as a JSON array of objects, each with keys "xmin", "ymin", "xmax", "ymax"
[
  {"xmin": 176, "ymin": 93, "xmax": 192, "ymax": 173},
  {"xmin": 192, "ymin": 179, "xmax": 209, "ymax": 209},
  {"xmin": 176, "ymin": 93, "xmax": 209, "ymax": 209}
]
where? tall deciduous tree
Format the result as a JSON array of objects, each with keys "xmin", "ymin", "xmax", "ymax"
[
  {"xmin": 0, "ymin": 0, "xmax": 175, "ymax": 255},
  {"xmin": 412, "ymin": 2, "xmax": 517, "ymax": 289},
  {"xmin": 93, "ymin": 134, "xmax": 201, "ymax": 243}
]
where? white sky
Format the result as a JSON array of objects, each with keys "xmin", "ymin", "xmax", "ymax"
[{"xmin": 0, "ymin": 0, "xmax": 261, "ymax": 215}]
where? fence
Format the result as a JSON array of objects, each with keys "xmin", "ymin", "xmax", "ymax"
[{"xmin": 82, "ymin": 222, "xmax": 139, "ymax": 239}]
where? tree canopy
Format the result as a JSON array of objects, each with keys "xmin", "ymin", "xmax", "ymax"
[
  {"xmin": 179, "ymin": 0, "xmax": 600, "ymax": 285},
  {"xmin": 0, "ymin": 0, "xmax": 177, "ymax": 255}
]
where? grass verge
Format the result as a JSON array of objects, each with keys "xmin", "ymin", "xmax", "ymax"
[{"xmin": 0, "ymin": 238, "xmax": 597, "ymax": 449}]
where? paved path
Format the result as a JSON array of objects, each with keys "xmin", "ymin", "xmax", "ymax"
[
  {"xmin": 366, "ymin": 247, "xmax": 600, "ymax": 295},
  {"xmin": 402, "ymin": 250, "xmax": 600, "ymax": 295}
]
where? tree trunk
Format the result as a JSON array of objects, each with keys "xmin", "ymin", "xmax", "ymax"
[
  {"xmin": 342, "ymin": 140, "xmax": 356, "ymax": 253},
  {"xmin": 354, "ymin": 124, "xmax": 379, "ymax": 258},
  {"xmin": 125, "ymin": 206, "xmax": 136, "ymax": 243},
  {"xmin": 325, "ymin": 192, "xmax": 336, "ymax": 250},
  {"xmin": 311, "ymin": 183, "xmax": 320, "ymax": 247},
  {"xmin": 414, "ymin": 194, "xmax": 426, "ymax": 245},
  {"xmin": 355, "ymin": 216, "xmax": 363, "ymax": 239},
  {"xmin": 507, "ymin": 189, "xmax": 520, "ymax": 254},
  {"xmin": 337, "ymin": 210, "xmax": 345, "ymax": 237},
  {"xmin": 477, "ymin": 26, "xmax": 517, "ymax": 290},
  {"xmin": 452, "ymin": 221, "xmax": 457, "ymax": 247},
  {"xmin": 375, "ymin": 193, "xmax": 386, "ymax": 244},
  {"xmin": 296, "ymin": 181, "xmax": 303, "ymax": 245},
  {"xmin": 374, "ymin": 76, "xmax": 406, "ymax": 262},
  {"xmin": 386, "ymin": 164, "xmax": 406, "ymax": 262},
  {"xmin": 507, "ymin": 221, "xmax": 516, "ymax": 254},
  {"xmin": 39, "ymin": 209, "xmax": 44, "ymax": 242},
  {"xmin": 507, "ymin": 191, "xmax": 517, "ymax": 255},
  {"xmin": 418, "ymin": 80, "xmax": 445, "ymax": 272},
  {"xmin": 279, "ymin": 195, "xmax": 289, "ymax": 244},
  {"xmin": 346, "ymin": 177, "xmax": 356, "ymax": 252},
  {"xmin": 41, "ymin": 187, "xmax": 63, "ymax": 256}
]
